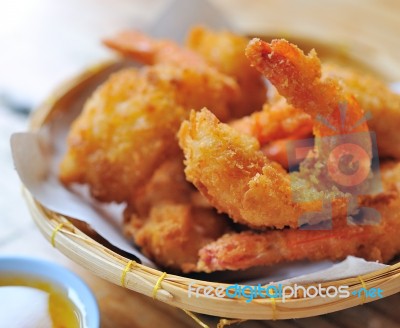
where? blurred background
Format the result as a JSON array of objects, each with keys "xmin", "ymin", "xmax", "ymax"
[
  {"xmin": 0, "ymin": 0, "xmax": 399, "ymax": 327},
  {"xmin": 0, "ymin": 0, "xmax": 399, "ymax": 109}
]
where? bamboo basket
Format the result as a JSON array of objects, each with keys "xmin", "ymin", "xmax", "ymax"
[{"xmin": 22, "ymin": 59, "xmax": 400, "ymax": 323}]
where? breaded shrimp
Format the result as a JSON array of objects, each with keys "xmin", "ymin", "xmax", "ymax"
[
  {"xmin": 103, "ymin": 30, "xmax": 206, "ymax": 67},
  {"xmin": 234, "ymin": 63, "xmax": 400, "ymax": 165},
  {"xmin": 245, "ymin": 39, "xmax": 370, "ymax": 139},
  {"xmin": 179, "ymin": 109, "xmax": 349, "ymax": 229},
  {"xmin": 246, "ymin": 40, "xmax": 374, "ymax": 201},
  {"xmin": 229, "ymin": 95, "xmax": 312, "ymax": 169},
  {"xmin": 196, "ymin": 161, "xmax": 400, "ymax": 272},
  {"xmin": 59, "ymin": 64, "xmax": 239, "ymax": 203},
  {"xmin": 123, "ymin": 158, "xmax": 231, "ymax": 272},
  {"xmin": 105, "ymin": 28, "xmax": 267, "ymax": 119},
  {"xmin": 186, "ymin": 26, "xmax": 267, "ymax": 118},
  {"xmin": 179, "ymin": 40, "xmax": 372, "ymax": 229},
  {"xmin": 231, "ymin": 40, "xmax": 392, "ymax": 171},
  {"xmin": 245, "ymin": 39, "xmax": 343, "ymax": 120},
  {"xmin": 230, "ymin": 96, "xmax": 312, "ymax": 144}
]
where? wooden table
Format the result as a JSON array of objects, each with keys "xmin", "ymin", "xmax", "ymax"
[{"xmin": 1, "ymin": 1, "xmax": 399, "ymax": 327}]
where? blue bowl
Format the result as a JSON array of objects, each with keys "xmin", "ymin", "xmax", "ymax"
[{"xmin": 0, "ymin": 256, "xmax": 100, "ymax": 328}]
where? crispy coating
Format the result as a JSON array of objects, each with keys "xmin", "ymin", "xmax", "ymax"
[
  {"xmin": 245, "ymin": 39, "xmax": 370, "ymax": 139},
  {"xmin": 186, "ymin": 26, "xmax": 267, "ymax": 118},
  {"xmin": 197, "ymin": 161, "xmax": 400, "ymax": 272},
  {"xmin": 245, "ymin": 38, "xmax": 343, "ymax": 119},
  {"xmin": 123, "ymin": 158, "xmax": 231, "ymax": 272},
  {"xmin": 59, "ymin": 64, "xmax": 239, "ymax": 202},
  {"xmin": 179, "ymin": 108, "xmax": 319, "ymax": 229},
  {"xmin": 105, "ymin": 28, "xmax": 267, "ymax": 119}
]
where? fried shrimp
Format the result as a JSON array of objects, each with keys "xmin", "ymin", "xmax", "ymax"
[
  {"xmin": 230, "ymin": 95, "xmax": 312, "ymax": 145},
  {"xmin": 245, "ymin": 39, "xmax": 343, "ymax": 120},
  {"xmin": 245, "ymin": 39, "xmax": 370, "ymax": 140},
  {"xmin": 232, "ymin": 61, "xmax": 400, "ymax": 165},
  {"xmin": 230, "ymin": 95, "xmax": 313, "ymax": 169},
  {"xmin": 123, "ymin": 158, "xmax": 231, "ymax": 272},
  {"xmin": 231, "ymin": 40, "xmax": 387, "ymax": 171},
  {"xmin": 186, "ymin": 26, "xmax": 267, "ymax": 117},
  {"xmin": 105, "ymin": 28, "xmax": 267, "ymax": 119},
  {"xmin": 179, "ymin": 39, "xmax": 372, "ymax": 229},
  {"xmin": 196, "ymin": 161, "xmax": 400, "ymax": 272},
  {"xmin": 244, "ymin": 39, "xmax": 373, "ymax": 208},
  {"xmin": 179, "ymin": 109, "xmax": 302, "ymax": 229},
  {"xmin": 103, "ymin": 30, "xmax": 206, "ymax": 67},
  {"xmin": 59, "ymin": 64, "xmax": 239, "ymax": 203}
]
